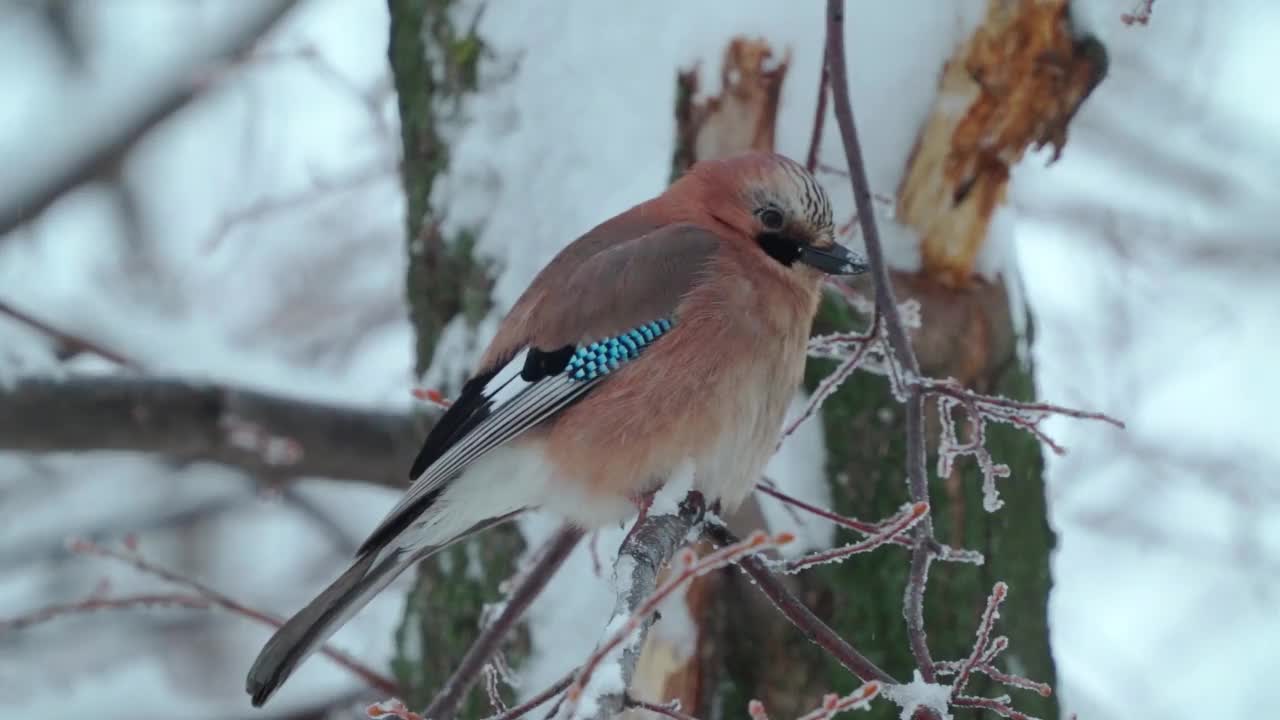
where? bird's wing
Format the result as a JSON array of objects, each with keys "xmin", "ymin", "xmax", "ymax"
[{"xmin": 357, "ymin": 223, "xmax": 719, "ymax": 556}]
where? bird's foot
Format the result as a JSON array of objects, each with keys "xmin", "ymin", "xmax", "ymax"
[{"xmin": 620, "ymin": 490, "xmax": 658, "ymax": 548}]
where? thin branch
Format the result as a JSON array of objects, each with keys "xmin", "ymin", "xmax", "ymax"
[
  {"xmin": 367, "ymin": 699, "xmax": 424, "ymax": 720},
  {"xmin": 421, "ymin": 525, "xmax": 584, "ymax": 720},
  {"xmin": 625, "ymin": 698, "xmax": 702, "ymax": 720},
  {"xmin": 825, "ymin": 0, "xmax": 937, "ymax": 681},
  {"xmin": 804, "ymin": 36, "xmax": 830, "ymax": 173},
  {"xmin": 797, "ymin": 683, "xmax": 881, "ymax": 720},
  {"xmin": 67, "ymin": 538, "xmax": 398, "ymax": 696},
  {"xmin": 0, "ymin": 592, "xmax": 210, "ymax": 632},
  {"xmin": 951, "ymin": 582, "xmax": 1007, "ymax": 699},
  {"xmin": 203, "ymin": 161, "xmax": 394, "ymax": 252},
  {"xmin": 483, "ymin": 670, "xmax": 576, "ymax": 720},
  {"xmin": 0, "ymin": 297, "xmax": 140, "ymax": 369},
  {"xmin": 782, "ymin": 313, "xmax": 880, "ymax": 444},
  {"xmin": 783, "ymin": 502, "xmax": 928, "ymax": 573},
  {"xmin": 755, "ymin": 482, "xmax": 911, "ymax": 547},
  {"xmin": 0, "ymin": 0, "xmax": 300, "ymax": 236},
  {"xmin": 951, "ymin": 694, "xmax": 1040, "ymax": 720},
  {"xmin": 702, "ymin": 519, "xmax": 894, "ymax": 685}
]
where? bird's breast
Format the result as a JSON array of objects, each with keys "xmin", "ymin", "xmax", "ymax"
[
  {"xmin": 539, "ymin": 269, "xmax": 815, "ymax": 523},
  {"xmin": 690, "ymin": 304, "xmax": 810, "ymax": 510}
]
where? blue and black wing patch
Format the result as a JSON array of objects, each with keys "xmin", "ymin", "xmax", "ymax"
[
  {"xmin": 358, "ymin": 318, "xmax": 675, "ymax": 557},
  {"xmin": 563, "ymin": 319, "xmax": 673, "ymax": 381}
]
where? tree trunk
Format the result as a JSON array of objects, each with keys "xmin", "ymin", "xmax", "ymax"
[
  {"xmin": 654, "ymin": 3, "xmax": 1105, "ymax": 716},
  {"xmin": 383, "ymin": 2, "xmax": 1103, "ymax": 717},
  {"xmin": 386, "ymin": 1, "xmax": 523, "ymax": 715}
]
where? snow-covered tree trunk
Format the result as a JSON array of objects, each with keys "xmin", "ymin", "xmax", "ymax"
[{"xmin": 386, "ymin": 1, "xmax": 524, "ymax": 714}]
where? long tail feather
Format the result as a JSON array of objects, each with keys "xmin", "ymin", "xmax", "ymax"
[
  {"xmin": 245, "ymin": 508, "xmax": 524, "ymax": 707},
  {"xmin": 246, "ymin": 547, "xmax": 412, "ymax": 707}
]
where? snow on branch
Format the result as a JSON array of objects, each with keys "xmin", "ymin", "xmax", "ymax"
[{"xmin": 561, "ymin": 492, "xmax": 745, "ymax": 720}]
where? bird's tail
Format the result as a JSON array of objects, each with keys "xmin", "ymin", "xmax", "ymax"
[
  {"xmin": 245, "ymin": 507, "xmax": 524, "ymax": 707},
  {"xmin": 246, "ymin": 546, "xmax": 413, "ymax": 707}
]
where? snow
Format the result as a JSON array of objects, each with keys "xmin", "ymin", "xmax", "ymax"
[
  {"xmin": 1012, "ymin": 3, "xmax": 1280, "ymax": 719},
  {"xmin": 881, "ymin": 671, "xmax": 952, "ymax": 720},
  {"xmin": 3, "ymin": 1, "xmax": 1278, "ymax": 719}
]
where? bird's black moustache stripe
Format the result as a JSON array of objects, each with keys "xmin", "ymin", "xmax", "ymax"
[{"xmin": 756, "ymin": 231, "xmax": 802, "ymax": 267}]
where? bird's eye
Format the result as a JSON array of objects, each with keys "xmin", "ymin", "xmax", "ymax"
[{"xmin": 759, "ymin": 208, "xmax": 785, "ymax": 231}]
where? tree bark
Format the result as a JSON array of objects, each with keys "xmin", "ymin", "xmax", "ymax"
[{"xmin": 387, "ymin": 1, "xmax": 521, "ymax": 715}]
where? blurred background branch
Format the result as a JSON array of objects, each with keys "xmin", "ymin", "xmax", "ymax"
[{"xmin": 0, "ymin": 0, "xmax": 299, "ymax": 237}]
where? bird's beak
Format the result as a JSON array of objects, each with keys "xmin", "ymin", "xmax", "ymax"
[{"xmin": 798, "ymin": 243, "xmax": 869, "ymax": 275}]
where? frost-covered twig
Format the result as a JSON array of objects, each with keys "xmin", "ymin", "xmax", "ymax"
[
  {"xmin": 421, "ymin": 525, "xmax": 584, "ymax": 720},
  {"xmin": 367, "ymin": 699, "xmax": 424, "ymax": 720},
  {"xmin": 624, "ymin": 697, "xmax": 702, "ymax": 720},
  {"xmin": 755, "ymin": 482, "xmax": 910, "ymax": 547},
  {"xmin": 950, "ymin": 694, "xmax": 1039, "ymax": 720},
  {"xmin": 64, "ymin": 537, "xmax": 398, "ymax": 696},
  {"xmin": 927, "ymin": 379, "xmax": 1123, "ymax": 510},
  {"xmin": 757, "ymin": 483, "xmax": 984, "ymax": 568},
  {"xmin": 782, "ymin": 313, "xmax": 881, "ymax": 443},
  {"xmin": 783, "ymin": 502, "xmax": 928, "ymax": 572},
  {"xmin": 951, "ymin": 581, "xmax": 1006, "ymax": 698},
  {"xmin": 925, "ymin": 583, "xmax": 1051, "ymax": 716},
  {"xmin": 922, "ymin": 377, "xmax": 1123, "ymax": 454},
  {"xmin": 702, "ymin": 519, "xmax": 894, "ymax": 685},
  {"xmin": 752, "ymin": 681, "xmax": 881, "ymax": 720},
  {"xmin": 483, "ymin": 670, "xmax": 576, "ymax": 720},
  {"xmin": 824, "ymin": 0, "xmax": 938, "ymax": 688}
]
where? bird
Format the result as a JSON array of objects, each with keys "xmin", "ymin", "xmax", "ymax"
[{"xmin": 245, "ymin": 151, "xmax": 867, "ymax": 706}]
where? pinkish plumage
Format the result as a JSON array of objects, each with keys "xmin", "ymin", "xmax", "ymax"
[{"xmin": 245, "ymin": 152, "xmax": 865, "ymax": 707}]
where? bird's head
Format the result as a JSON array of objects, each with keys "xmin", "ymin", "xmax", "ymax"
[{"xmin": 685, "ymin": 152, "xmax": 869, "ymax": 278}]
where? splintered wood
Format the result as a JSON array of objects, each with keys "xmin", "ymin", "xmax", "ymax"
[
  {"xmin": 672, "ymin": 37, "xmax": 790, "ymax": 176},
  {"xmin": 897, "ymin": 0, "xmax": 1107, "ymax": 287}
]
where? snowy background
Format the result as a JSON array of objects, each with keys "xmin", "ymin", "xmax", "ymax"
[{"xmin": 1, "ymin": 1, "xmax": 1277, "ymax": 719}]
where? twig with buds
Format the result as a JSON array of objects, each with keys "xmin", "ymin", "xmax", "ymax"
[{"xmin": 60, "ymin": 537, "xmax": 398, "ymax": 696}]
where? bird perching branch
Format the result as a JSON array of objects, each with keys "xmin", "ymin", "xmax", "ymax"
[
  {"xmin": 565, "ymin": 493, "xmax": 713, "ymax": 720},
  {"xmin": 823, "ymin": 0, "xmax": 938, "ymax": 683}
]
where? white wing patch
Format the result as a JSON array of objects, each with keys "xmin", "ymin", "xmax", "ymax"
[{"xmin": 369, "ymin": 350, "xmax": 596, "ymax": 541}]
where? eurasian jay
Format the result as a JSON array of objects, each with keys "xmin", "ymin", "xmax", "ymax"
[{"xmin": 246, "ymin": 151, "xmax": 866, "ymax": 705}]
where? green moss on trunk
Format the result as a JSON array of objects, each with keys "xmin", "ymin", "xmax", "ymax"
[
  {"xmin": 390, "ymin": 0, "xmax": 494, "ymax": 375},
  {"xmin": 387, "ymin": 1, "xmax": 522, "ymax": 714}
]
